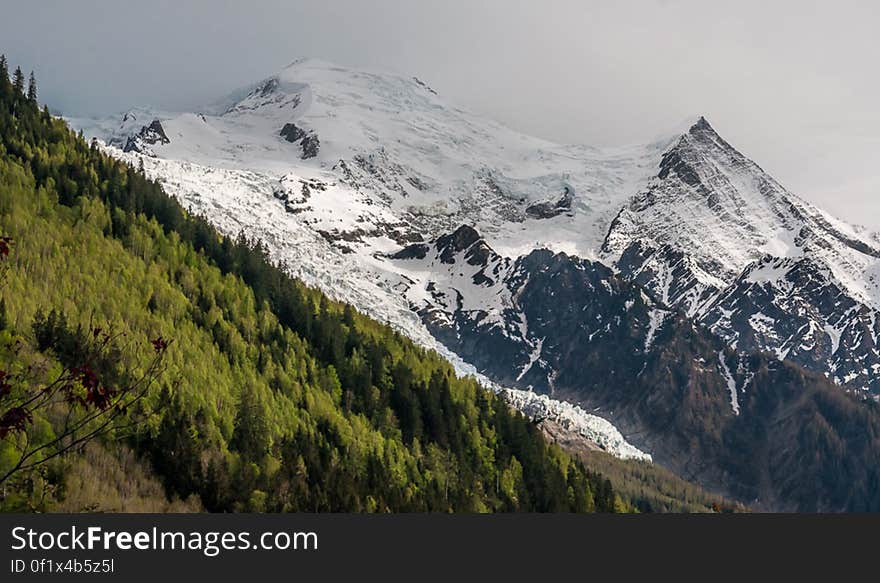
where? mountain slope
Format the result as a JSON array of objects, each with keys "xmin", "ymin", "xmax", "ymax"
[
  {"xmin": 68, "ymin": 58, "xmax": 880, "ymax": 509},
  {"xmin": 72, "ymin": 59, "xmax": 658, "ymax": 461},
  {"xmin": 393, "ymin": 227, "xmax": 880, "ymax": 510},
  {"xmin": 0, "ymin": 67, "xmax": 632, "ymax": 513},
  {"xmin": 604, "ymin": 118, "xmax": 880, "ymax": 392}
]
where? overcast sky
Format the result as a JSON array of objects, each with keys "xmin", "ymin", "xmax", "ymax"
[{"xmin": 2, "ymin": 0, "xmax": 878, "ymax": 230}]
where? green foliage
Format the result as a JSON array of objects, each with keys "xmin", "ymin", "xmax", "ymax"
[
  {"xmin": 0, "ymin": 58, "xmax": 629, "ymax": 513},
  {"xmin": 574, "ymin": 449, "xmax": 742, "ymax": 513},
  {"xmin": 26, "ymin": 72, "xmax": 36, "ymax": 103}
]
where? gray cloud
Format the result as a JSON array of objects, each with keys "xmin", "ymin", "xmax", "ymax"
[{"xmin": 2, "ymin": 0, "xmax": 878, "ymax": 229}]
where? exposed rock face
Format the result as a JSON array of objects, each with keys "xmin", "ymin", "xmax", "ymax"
[
  {"xmin": 280, "ymin": 122, "xmax": 320, "ymax": 159},
  {"xmin": 392, "ymin": 225, "xmax": 880, "ymax": 510},
  {"xmin": 696, "ymin": 255, "xmax": 880, "ymax": 392},
  {"xmin": 525, "ymin": 185, "xmax": 573, "ymax": 219},
  {"xmin": 280, "ymin": 122, "xmax": 307, "ymax": 143},
  {"xmin": 123, "ymin": 119, "xmax": 170, "ymax": 155},
  {"xmin": 300, "ymin": 133, "xmax": 320, "ymax": 159}
]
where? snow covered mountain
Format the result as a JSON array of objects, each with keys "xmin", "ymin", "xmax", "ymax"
[
  {"xmin": 388, "ymin": 225, "xmax": 880, "ymax": 510},
  {"xmin": 70, "ymin": 57, "xmax": 880, "ymax": 474},
  {"xmin": 605, "ymin": 118, "xmax": 880, "ymax": 392}
]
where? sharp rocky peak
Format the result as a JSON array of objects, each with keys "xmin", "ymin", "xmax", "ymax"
[{"xmin": 688, "ymin": 115, "xmax": 714, "ymax": 135}]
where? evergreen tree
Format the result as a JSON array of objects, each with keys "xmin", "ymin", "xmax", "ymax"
[
  {"xmin": 27, "ymin": 71, "xmax": 37, "ymax": 102},
  {"xmin": 231, "ymin": 384, "xmax": 271, "ymax": 460},
  {"xmin": 0, "ymin": 55, "xmax": 8, "ymax": 81},
  {"xmin": 12, "ymin": 66, "xmax": 24, "ymax": 94}
]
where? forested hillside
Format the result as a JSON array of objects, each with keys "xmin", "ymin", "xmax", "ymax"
[{"xmin": 0, "ymin": 57, "xmax": 631, "ymax": 513}]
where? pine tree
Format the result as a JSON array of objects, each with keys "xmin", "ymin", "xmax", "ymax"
[
  {"xmin": 0, "ymin": 55, "xmax": 8, "ymax": 80},
  {"xmin": 27, "ymin": 71, "xmax": 37, "ymax": 102},
  {"xmin": 12, "ymin": 66, "xmax": 24, "ymax": 94},
  {"xmin": 231, "ymin": 384, "xmax": 271, "ymax": 460}
]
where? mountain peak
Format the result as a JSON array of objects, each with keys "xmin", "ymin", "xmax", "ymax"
[
  {"xmin": 690, "ymin": 115, "xmax": 713, "ymax": 133},
  {"xmin": 649, "ymin": 115, "xmax": 715, "ymax": 148},
  {"xmin": 659, "ymin": 115, "xmax": 728, "ymax": 162}
]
